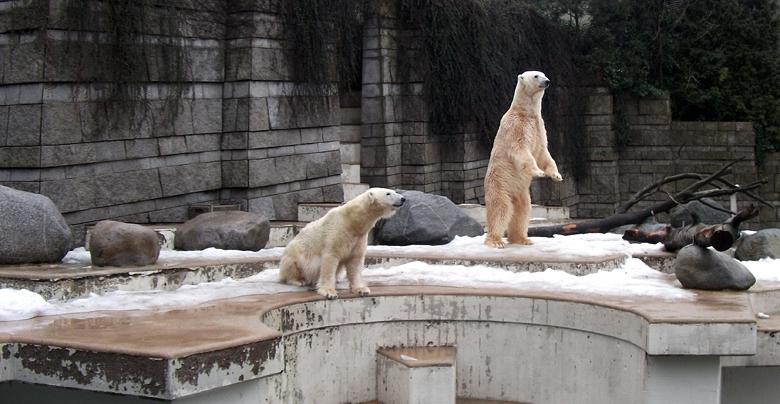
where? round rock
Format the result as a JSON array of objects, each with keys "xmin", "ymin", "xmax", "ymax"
[
  {"xmin": 674, "ymin": 244, "xmax": 756, "ymax": 291},
  {"xmin": 374, "ymin": 190, "xmax": 485, "ymax": 246},
  {"xmin": 735, "ymin": 228, "xmax": 780, "ymax": 261},
  {"xmin": 89, "ymin": 220, "xmax": 161, "ymax": 267},
  {"xmin": 0, "ymin": 186, "xmax": 72, "ymax": 265},
  {"xmin": 174, "ymin": 211, "xmax": 270, "ymax": 251}
]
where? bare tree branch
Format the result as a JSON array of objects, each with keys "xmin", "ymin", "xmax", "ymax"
[{"xmin": 528, "ymin": 158, "xmax": 768, "ymax": 238}]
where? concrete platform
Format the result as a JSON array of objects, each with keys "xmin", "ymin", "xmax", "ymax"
[
  {"xmin": 0, "ymin": 282, "xmax": 772, "ymax": 403},
  {"xmin": 0, "ymin": 202, "xmax": 777, "ymax": 403},
  {"xmin": 0, "ymin": 242, "xmax": 634, "ymax": 301}
]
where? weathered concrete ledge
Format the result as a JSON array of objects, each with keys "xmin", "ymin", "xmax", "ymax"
[
  {"xmin": 0, "ymin": 257, "xmax": 279, "ymax": 301},
  {"xmin": 0, "ymin": 282, "xmax": 772, "ymax": 403},
  {"xmin": 0, "ymin": 242, "xmax": 776, "ymax": 403},
  {"xmin": 0, "ymin": 295, "xmax": 285, "ymax": 400},
  {"xmin": 0, "ymin": 247, "xmax": 631, "ymax": 301},
  {"xmin": 363, "ymin": 251, "xmax": 626, "ymax": 275}
]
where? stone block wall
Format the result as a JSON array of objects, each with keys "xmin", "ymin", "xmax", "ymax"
[
  {"xmin": 2, "ymin": 0, "xmax": 778, "ymax": 247},
  {"xmin": 359, "ymin": 5, "xmax": 490, "ymax": 204},
  {"xmin": 0, "ymin": 1, "xmax": 344, "ymax": 245},
  {"xmin": 577, "ymin": 90, "xmax": 780, "ymax": 229},
  {"xmin": 359, "ymin": 6, "xmax": 405, "ymax": 190}
]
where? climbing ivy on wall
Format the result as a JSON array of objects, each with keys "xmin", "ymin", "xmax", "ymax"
[{"xmin": 577, "ymin": 0, "xmax": 780, "ymax": 159}]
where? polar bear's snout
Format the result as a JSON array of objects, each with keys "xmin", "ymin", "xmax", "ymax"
[
  {"xmin": 540, "ymin": 78, "xmax": 551, "ymax": 89},
  {"xmin": 379, "ymin": 189, "xmax": 405, "ymax": 208}
]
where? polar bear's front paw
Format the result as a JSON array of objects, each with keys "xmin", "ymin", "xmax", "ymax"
[
  {"xmin": 351, "ymin": 285, "xmax": 370, "ymax": 296},
  {"xmin": 283, "ymin": 279, "xmax": 306, "ymax": 287},
  {"xmin": 484, "ymin": 239, "xmax": 507, "ymax": 249},
  {"xmin": 317, "ymin": 287, "xmax": 339, "ymax": 300},
  {"xmin": 509, "ymin": 237, "xmax": 534, "ymax": 245},
  {"xmin": 549, "ymin": 172, "xmax": 563, "ymax": 182},
  {"xmin": 533, "ymin": 169, "xmax": 547, "ymax": 178}
]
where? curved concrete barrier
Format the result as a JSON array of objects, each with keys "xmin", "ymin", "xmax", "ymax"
[{"xmin": 0, "ymin": 284, "xmax": 765, "ymax": 403}]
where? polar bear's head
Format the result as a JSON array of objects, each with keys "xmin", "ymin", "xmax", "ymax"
[
  {"xmin": 367, "ymin": 188, "xmax": 406, "ymax": 218},
  {"xmin": 511, "ymin": 71, "xmax": 550, "ymax": 112},
  {"xmin": 517, "ymin": 71, "xmax": 550, "ymax": 93}
]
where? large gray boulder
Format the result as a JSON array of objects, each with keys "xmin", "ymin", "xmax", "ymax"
[
  {"xmin": 674, "ymin": 244, "xmax": 756, "ymax": 291},
  {"xmin": 374, "ymin": 190, "xmax": 484, "ymax": 246},
  {"xmin": 670, "ymin": 198, "xmax": 731, "ymax": 227},
  {"xmin": 89, "ymin": 220, "xmax": 161, "ymax": 267},
  {"xmin": 175, "ymin": 211, "xmax": 270, "ymax": 251},
  {"xmin": 0, "ymin": 185, "xmax": 72, "ymax": 265},
  {"xmin": 735, "ymin": 228, "xmax": 780, "ymax": 261}
]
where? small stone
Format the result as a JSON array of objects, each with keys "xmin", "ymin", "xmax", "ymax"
[{"xmin": 89, "ymin": 220, "xmax": 161, "ymax": 267}]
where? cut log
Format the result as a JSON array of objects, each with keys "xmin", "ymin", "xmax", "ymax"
[{"xmin": 622, "ymin": 204, "xmax": 759, "ymax": 251}]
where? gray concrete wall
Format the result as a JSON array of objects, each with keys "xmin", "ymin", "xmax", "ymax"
[
  {"xmin": 1, "ymin": 0, "xmax": 777, "ymax": 247},
  {"xmin": 0, "ymin": 2, "xmax": 344, "ymax": 245},
  {"xmin": 572, "ymin": 89, "xmax": 780, "ymax": 229},
  {"xmin": 359, "ymin": 4, "xmax": 491, "ymax": 204}
]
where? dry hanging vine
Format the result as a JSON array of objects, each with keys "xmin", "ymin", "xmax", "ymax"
[
  {"xmin": 1, "ymin": 0, "xmax": 231, "ymax": 131},
  {"xmin": 396, "ymin": 0, "xmax": 589, "ymax": 180}
]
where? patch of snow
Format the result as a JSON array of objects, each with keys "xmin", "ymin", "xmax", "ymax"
[{"xmin": 0, "ymin": 234, "xmax": 777, "ymax": 323}]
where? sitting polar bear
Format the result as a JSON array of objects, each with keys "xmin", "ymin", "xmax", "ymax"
[
  {"xmin": 279, "ymin": 188, "xmax": 406, "ymax": 299},
  {"xmin": 484, "ymin": 71, "xmax": 563, "ymax": 248}
]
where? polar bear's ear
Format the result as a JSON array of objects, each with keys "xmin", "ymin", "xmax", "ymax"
[
  {"xmin": 518, "ymin": 74, "xmax": 523, "ymax": 81},
  {"xmin": 367, "ymin": 190, "xmax": 375, "ymax": 204}
]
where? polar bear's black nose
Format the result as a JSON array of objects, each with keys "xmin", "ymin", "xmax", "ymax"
[
  {"xmin": 541, "ymin": 79, "xmax": 551, "ymax": 88},
  {"xmin": 397, "ymin": 196, "xmax": 406, "ymax": 206}
]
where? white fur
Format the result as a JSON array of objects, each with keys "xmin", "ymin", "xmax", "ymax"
[
  {"xmin": 279, "ymin": 188, "xmax": 405, "ymax": 299},
  {"xmin": 484, "ymin": 71, "xmax": 562, "ymax": 249}
]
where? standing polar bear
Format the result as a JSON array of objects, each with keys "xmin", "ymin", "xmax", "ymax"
[
  {"xmin": 484, "ymin": 71, "xmax": 563, "ymax": 248},
  {"xmin": 279, "ymin": 188, "xmax": 406, "ymax": 299}
]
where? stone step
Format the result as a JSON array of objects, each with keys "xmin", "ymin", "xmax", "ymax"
[
  {"xmin": 0, "ymin": 240, "xmax": 630, "ymax": 301},
  {"xmin": 340, "ymin": 124, "xmax": 361, "ymax": 143},
  {"xmin": 341, "ymin": 163, "xmax": 361, "ymax": 183},
  {"xmin": 377, "ymin": 346, "xmax": 457, "ymax": 404},
  {"xmin": 187, "ymin": 202, "xmax": 241, "ymax": 220},
  {"xmin": 748, "ymin": 285, "xmax": 780, "ymax": 315},
  {"xmin": 458, "ymin": 203, "xmax": 570, "ymax": 227},
  {"xmin": 85, "ymin": 204, "xmax": 570, "ymax": 252},
  {"xmin": 299, "ymin": 203, "xmax": 571, "ymax": 228},
  {"xmin": 341, "ymin": 142, "xmax": 361, "ymax": 164},
  {"xmin": 86, "ymin": 221, "xmax": 306, "ymax": 251},
  {"xmin": 343, "ymin": 182, "xmax": 370, "ymax": 202}
]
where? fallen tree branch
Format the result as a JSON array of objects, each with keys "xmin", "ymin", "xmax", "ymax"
[
  {"xmin": 527, "ymin": 158, "xmax": 768, "ymax": 238},
  {"xmin": 623, "ymin": 204, "xmax": 759, "ymax": 251}
]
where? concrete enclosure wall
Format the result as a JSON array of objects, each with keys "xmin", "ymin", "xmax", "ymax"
[
  {"xmin": 0, "ymin": 1, "xmax": 345, "ymax": 245},
  {"xmin": 574, "ymin": 90, "xmax": 780, "ymax": 228},
  {"xmin": 1, "ymin": 1, "xmax": 778, "ymax": 245}
]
